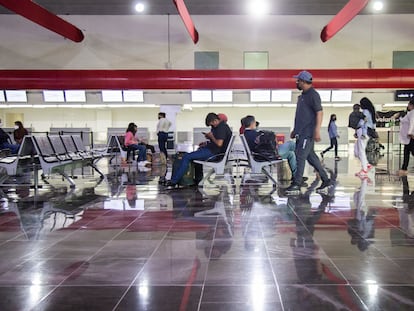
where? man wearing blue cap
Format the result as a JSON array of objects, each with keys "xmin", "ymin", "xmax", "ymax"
[{"xmin": 285, "ymin": 70, "xmax": 331, "ymax": 195}]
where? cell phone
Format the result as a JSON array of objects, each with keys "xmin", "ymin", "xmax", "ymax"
[{"xmin": 202, "ymin": 132, "xmax": 207, "ymax": 135}]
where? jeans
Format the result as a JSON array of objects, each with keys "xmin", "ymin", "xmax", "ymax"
[
  {"xmin": 171, "ymin": 147, "xmax": 214, "ymax": 184},
  {"xmin": 127, "ymin": 144, "xmax": 147, "ymax": 161},
  {"xmin": 278, "ymin": 141, "xmax": 297, "ymax": 175},
  {"xmin": 158, "ymin": 132, "xmax": 169, "ymax": 159},
  {"xmin": 322, "ymin": 137, "xmax": 338, "ymax": 157},
  {"xmin": 294, "ymin": 136, "xmax": 329, "ymax": 185},
  {"xmin": 0, "ymin": 142, "xmax": 19, "ymax": 154}
]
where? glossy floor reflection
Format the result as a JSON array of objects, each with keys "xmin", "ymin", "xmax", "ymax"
[{"xmin": 0, "ymin": 151, "xmax": 414, "ymax": 311}]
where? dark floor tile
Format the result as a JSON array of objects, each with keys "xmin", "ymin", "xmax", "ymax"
[
  {"xmin": 270, "ymin": 258, "xmax": 346, "ymax": 285},
  {"xmin": 200, "ymin": 302, "xmax": 283, "ymax": 311},
  {"xmin": 134, "ymin": 258, "xmax": 207, "ymax": 286},
  {"xmin": 332, "ymin": 258, "xmax": 414, "ymax": 284},
  {"xmin": 0, "ymin": 259, "xmax": 91, "ymax": 286},
  {"xmin": 32, "ymin": 286, "xmax": 127, "ymax": 311},
  {"xmin": 202, "ymin": 285, "xmax": 281, "ymax": 304},
  {"xmin": 280, "ymin": 285, "xmax": 367, "ymax": 311},
  {"xmin": 93, "ymin": 239, "xmax": 161, "ymax": 259},
  {"xmin": 0, "ymin": 285, "xmax": 54, "ymax": 311},
  {"xmin": 62, "ymin": 258, "xmax": 145, "ymax": 285},
  {"xmin": 116, "ymin": 285, "xmax": 202, "ymax": 311},
  {"xmin": 205, "ymin": 259, "xmax": 275, "ymax": 286},
  {"xmin": 33, "ymin": 240, "xmax": 107, "ymax": 259},
  {"xmin": 353, "ymin": 285, "xmax": 414, "ymax": 311}
]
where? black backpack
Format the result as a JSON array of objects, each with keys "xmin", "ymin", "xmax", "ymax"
[{"xmin": 254, "ymin": 130, "xmax": 280, "ymax": 161}]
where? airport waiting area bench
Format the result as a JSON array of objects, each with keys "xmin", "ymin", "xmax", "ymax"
[
  {"xmin": 0, "ymin": 135, "xmax": 106, "ymax": 188},
  {"xmin": 239, "ymin": 134, "xmax": 285, "ymax": 187}
]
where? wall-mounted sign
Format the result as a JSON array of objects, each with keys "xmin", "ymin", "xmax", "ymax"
[{"xmin": 395, "ymin": 90, "xmax": 414, "ymax": 101}]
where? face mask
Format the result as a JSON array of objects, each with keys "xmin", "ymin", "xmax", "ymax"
[{"xmin": 14, "ymin": 125, "xmax": 19, "ymax": 130}]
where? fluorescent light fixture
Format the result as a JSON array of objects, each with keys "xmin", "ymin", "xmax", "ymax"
[
  {"xmin": 43, "ymin": 90, "xmax": 64, "ymax": 102},
  {"xmin": 271, "ymin": 90, "xmax": 292, "ymax": 102},
  {"xmin": 188, "ymin": 103, "xmax": 209, "ymax": 108},
  {"xmin": 210, "ymin": 103, "xmax": 233, "ymax": 107},
  {"xmin": 331, "ymin": 90, "xmax": 352, "ymax": 102},
  {"xmin": 383, "ymin": 103, "xmax": 408, "ymax": 107},
  {"xmin": 212, "ymin": 90, "xmax": 233, "ymax": 102},
  {"xmin": 234, "ymin": 103, "xmax": 257, "ymax": 107},
  {"xmin": 6, "ymin": 104, "xmax": 32, "ymax": 108},
  {"xmin": 282, "ymin": 103, "xmax": 297, "ymax": 108},
  {"xmin": 331, "ymin": 103, "xmax": 354, "ymax": 107},
  {"xmin": 257, "ymin": 103, "xmax": 283, "ymax": 107},
  {"xmin": 191, "ymin": 90, "xmax": 211, "ymax": 102},
  {"xmin": 102, "ymin": 90, "xmax": 123, "ymax": 102},
  {"xmin": 123, "ymin": 90, "xmax": 144, "ymax": 102},
  {"xmin": 34, "ymin": 104, "xmax": 58, "ymax": 108},
  {"xmin": 318, "ymin": 90, "xmax": 331, "ymax": 102},
  {"xmin": 250, "ymin": 90, "xmax": 270, "ymax": 102},
  {"xmin": 65, "ymin": 90, "xmax": 86, "ymax": 102},
  {"xmin": 5, "ymin": 90, "xmax": 27, "ymax": 102},
  {"xmin": 58, "ymin": 104, "xmax": 83, "ymax": 108},
  {"xmin": 0, "ymin": 91, "xmax": 4, "ymax": 102}
]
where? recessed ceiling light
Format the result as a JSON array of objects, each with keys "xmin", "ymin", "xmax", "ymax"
[
  {"xmin": 373, "ymin": 1, "xmax": 384, "ymax": 11},
  {"xmin": 247, "ymin": 0, "xmax": 269, "ymax": 17},
  {"xmin": 135, "ymin": 3, "xmax": 145, "ymax": 13}
]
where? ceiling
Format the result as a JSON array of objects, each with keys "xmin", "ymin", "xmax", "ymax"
[{"xmin": 1, "ymin": 0, "xmax": 414, "ymax": 15}]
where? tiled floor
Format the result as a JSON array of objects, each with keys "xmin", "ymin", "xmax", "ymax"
[{"xmin": 0, "ymin": 149, "xmax": 414, "ymax": 311}]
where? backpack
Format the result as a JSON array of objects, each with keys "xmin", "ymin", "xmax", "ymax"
[
  {"xmin": 254, "ymin": 130, "xmax": 280, "ymax": 161},
  {"xmin": 348, "ymin": 111, "xmax": 365, "ymax": 130}
]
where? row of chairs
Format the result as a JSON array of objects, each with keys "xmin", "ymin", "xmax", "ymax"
[
  {"xmin": 0, "ymin": 135, "xmax": 105, "ymax": 188},
  {"xmin": 193, "ymin": 135, "xmax": 285, "ymax": 187}
]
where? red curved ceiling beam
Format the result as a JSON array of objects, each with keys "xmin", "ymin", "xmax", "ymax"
[
  {"xmin": 0, "ymin": 69, "xmax": 413, "ymax": 90},
  {"xmin": 321, "ymin": 0, "xmax": 369, "ymax": 42},
  {"xmin": 0, "ymin": 0, "xmax": 84, "ymax": 43},
  {"xmin": 173, "ymin": 0, "xmax": 199, "ymax": 44}
]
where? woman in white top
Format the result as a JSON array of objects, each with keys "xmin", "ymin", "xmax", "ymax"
[{"xmin": 399, "ymin": 99, "xmax": 414, "ymax": 175}]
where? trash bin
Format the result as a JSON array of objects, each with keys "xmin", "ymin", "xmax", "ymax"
[{"xmin": 167, "ymin": 131, "xmax": 174, "ymax": 149}]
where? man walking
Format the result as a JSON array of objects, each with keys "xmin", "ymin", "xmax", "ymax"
[{"xmin": 285, "ymin": 70, "xmax": 331, "ymax": 195}]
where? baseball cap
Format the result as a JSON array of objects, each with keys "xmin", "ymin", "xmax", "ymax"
[
  {"xmin": 293, "ymin": 70, "xmax": 313, "ymax": 82},
  {"xmin": 217, "ymin": 113, "xmax": 228, "ymax": 122}
]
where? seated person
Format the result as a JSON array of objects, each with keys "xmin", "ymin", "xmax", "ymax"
[
  {"xmin": 124, "ymin": 122, "xmax": 150, "ymax": 166},
  {"xmin": 0, "ymin": 119, "xmax": 19, "ymax": 154},
  {"xmin": 242, "ymin": 116, "xmax": 306, "ymax": 185},
  {"xmin": 166, "ymin": 112, "xmax": 232, "ymax": 188},
  {"xmin": 243, "ymin": 115, "xmax": 279, "ymax": 161},
  {"xmin": 13, "ymin": 121, "xmax": 29, "ymax": 146}
]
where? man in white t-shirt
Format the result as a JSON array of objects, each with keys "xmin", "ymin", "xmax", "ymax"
[{"xmin": 156, "ymin": 112, "xmax": 171, "ymax": 159}]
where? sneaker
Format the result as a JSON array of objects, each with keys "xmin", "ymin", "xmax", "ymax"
[
  {"xmin": 138, "ymin": 167, "xmax": 151, "ymax": 172},
  {"xmin": 335, "ymin": 156, "xmax": 341, "ymax": 161},
  {"xmin": 165, "ymin": 180, "xmax": 178, "ymax": 189},
  {"xmin": 285, "ymin": 184, "xmax": 301, "ymax": 195},
  {"xmin": 316, "ymin": 180, "xmax": 332, "ymax": 193},
  {"xmin": 355, "ymin": 170, "xmax": 368, "ymax": 177}
]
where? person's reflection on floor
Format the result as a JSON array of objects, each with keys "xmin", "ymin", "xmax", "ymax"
[
  {"xmin": 347, "ymin": 177, "xmax": 376, "ymax": 251},
  {"xmin": 289, "ymin": 191, "xmax": 326, "ymax": 288},
  {"xmin": 399, "ymin": 176, "xmax": 414, "ymax": 239},
  {"xmin": 194, "ymin": 187, "xmax": 234, "ymax": 260}
]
